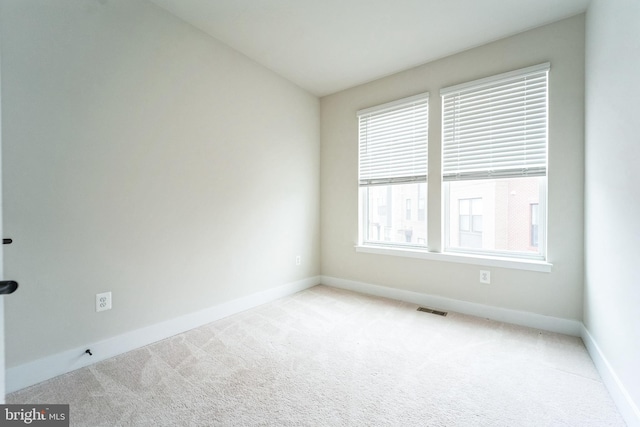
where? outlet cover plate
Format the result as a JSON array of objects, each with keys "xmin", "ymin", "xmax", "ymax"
[
  {"xmin": 480, "ymin": 270, "xmax": 491, "ymax": 284},
  {"xmin": 96, "ymin": 292, "xmax": 112, "ymax": 312}
]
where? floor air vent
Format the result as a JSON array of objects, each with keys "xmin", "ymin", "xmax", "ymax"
[{"xmin": 417, "ymin": 307, "xmax": 447, "ymax": 316}]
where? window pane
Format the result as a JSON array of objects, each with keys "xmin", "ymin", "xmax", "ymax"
[
  {"xmin": 460, "ymin": 232, "xmax": 482, "ymax": 248},
  {"xmin": 531, "ymin": 203, "xmax": 539, "ymax": 247},
  {"xmin": 471, "ymin": 198, "xmax": 483, "ymax": 215},
  {"xmin": 459, "ymin": 199, "xmax": 470, "ymax": 214},
  {"xmin": 472, "ymin": 215, "xmax": 483, "ymax": 232},
  {"xmin": 460, "ymin": 215, "xmax": 470, "ymax": 232},
  {"xmin": 363, "ymin": 183, "xmax": 427, "ymax": 246},
  {"xmin": 446, "ymin": 177, "xmax": 542, "ymax": 255}
]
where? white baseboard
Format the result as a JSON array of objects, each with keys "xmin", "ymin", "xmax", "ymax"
[
  {"xmin": 6, "ymin": 276, "xmax": 320, "ymax": 394},
  {"xmin": 321, "ymin": 275, "xmax": 582, "ymax": 336},
  {"xmin": 581, "ymin": 325, "xmax": 640, "ymax": 427}
]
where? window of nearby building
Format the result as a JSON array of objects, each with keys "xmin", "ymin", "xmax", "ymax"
[
  {"xmin": 530, "ymin": 203, "xmax": 539, "ymax": 247},
  {"xmin": 459, "ymin": 198, "xmax": 483, "ymax": 248},
  {"xmin": 441, "ymin": 63, "xmax": 549, "ymax": 260},
  {"xmin": 358, "ymin": 93, "xmax": 428, "ymax": 248}
]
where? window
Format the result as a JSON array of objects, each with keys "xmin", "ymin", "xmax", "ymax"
[
  {"xmin": 418, "ymin": 196, "xmax": 426, "ymax": 221},
  {"xmin": 459, "ymin": 198, "xmax": 483, "ymax": 248},
  {"xmin": 441, "ymin": 63, "xmax": 549, "ymax": 260},
  {"xmin": 356, "ymin": 64, "xmax": 552, "ymax": 270},
  {"xmin": 358, "ymin": 93, "xmax": 428, "ymax": 248},
  {"xmin": 530, "ymin": 203, "xmax": 539, "ymax": 247}
]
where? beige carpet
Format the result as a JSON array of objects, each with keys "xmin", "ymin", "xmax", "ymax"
[{"xmin": 8, "ymin": 285, "xmax": 625, "ymax": 426}]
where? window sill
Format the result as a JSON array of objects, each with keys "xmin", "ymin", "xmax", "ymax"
[{"xmin": 355, "ymin": 245, "xmax": 552, "ymax": 272}]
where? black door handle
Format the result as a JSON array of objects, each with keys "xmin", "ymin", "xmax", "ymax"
[
  {"xmin": 0, "ymin": 281, "xmax": 18, "ymax": 294},
  {"xmin": 3, "ymin": 239, "xmax": 12, "ymax": 245}
]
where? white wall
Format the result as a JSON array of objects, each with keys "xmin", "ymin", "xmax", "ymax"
[
  {"xmin": 321, "ymin": 15, "xmax": 585, "ymax": 320},
  {"xmin": 0, "ymin": 0, "xmax": 320, "ymax": 367},
  {"xmin": 584, "ymin": 0, "xmax": 640, "ymax": 423}
]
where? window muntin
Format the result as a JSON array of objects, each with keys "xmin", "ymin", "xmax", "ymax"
[
  {"xmin": 358, "ymin": 93, "xmax": 428, "ymax": 249},
  {"xmin": 441, "ymin": 64, "xmax": 549, "ymax": 260}
]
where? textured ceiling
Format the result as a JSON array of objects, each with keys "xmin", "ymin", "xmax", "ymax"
[{"xmin": 149, "ymin": 0, "xmax": 590, "ymax": 96}]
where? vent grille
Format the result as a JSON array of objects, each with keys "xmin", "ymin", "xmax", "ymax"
[{"xmin": 417, "ymin": 307, "xmax": 447, "ymax": 316}]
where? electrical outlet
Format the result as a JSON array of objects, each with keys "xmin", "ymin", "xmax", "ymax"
[
  {"xmin": 295, "ymin": 255, "xmax": 301, "ymax": 266},
  {"xmin": 480, "ymin": 270, "xmax": 491, "ymax": 284},
  {"xmin": 96, "ymin": 292, "xmax": 112, "ymax": 312}
]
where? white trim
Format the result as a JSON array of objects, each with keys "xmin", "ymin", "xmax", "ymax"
[
  {"xmin": 355, "ymin": 245, "xmax": 553, "ymax": 272},
  {"xmin": 6, "ymin": 276, "xmax": 320, "ymax": 394},
  {"xmin": 357, "ymin": 92, "xmax": 429, "ymax": 116},
  {"xmin": 581, "ymin": 325, "xmax": 640, "ymax": 427},
  {"xmin": 321, "ymin": 275, "xmax": 579, "ymax": 336},
  {"xmin": 439, "ymin": 62, "xmax": 550, "ymax": 95}
]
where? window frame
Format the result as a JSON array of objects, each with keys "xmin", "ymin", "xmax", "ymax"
[
  {"xmin": 357, "ymin": 93, "xmax": 429, "ymax": 250},
  {"xmin": 355, "ymin": 65, "xmax": 553, "ymax": 273},
  {"xmin": 440, "ymin": 63, "xmax": 549, "ymax": 261}
]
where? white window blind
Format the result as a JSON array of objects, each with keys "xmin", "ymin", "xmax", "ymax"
[
  {"xmin": 441, "ymin": 63, "xmax": 549, "ymax": 181},
  {"xmin": 358, "ymin": 93, "xmax": 428, "ymax": 186}
]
